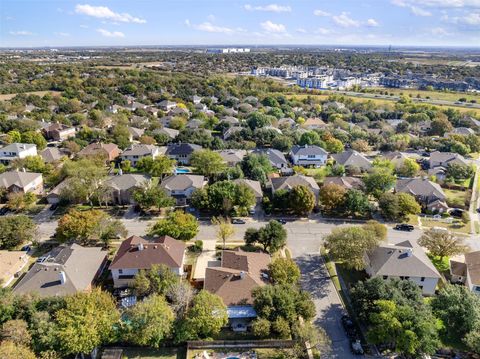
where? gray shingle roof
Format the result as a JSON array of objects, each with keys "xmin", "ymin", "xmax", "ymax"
[
  {"xmin": 166, "ymin": 143, "xmax": 202, "ymax": 156},
  {"xmin": 291, "ymin": 144, "xmax": 328, "ymax": 156},
  {"xmin": 161, "ymin": 174, "xmax": 205, "ymax": 191},
  {"xmin": 395, "ymin": 177, "xmax": 446, "ymax": 200},
  {"xmin": 106, "ymin": 174, "xmax": 150, "ymax": 191},
  {"xmin": 0, "ymin": 171, "xmax": 42, "ymax": 189},
  {"xmin": 270, "ymin": 175, "xmax": 319, "ymax": 192},
  {"xmin": 331, "ymin": 150, "xmax": 371, "ymax": 169},
  {"xmin": 251, "ymin": 148, "xmax": 288, "ymax": 166}
]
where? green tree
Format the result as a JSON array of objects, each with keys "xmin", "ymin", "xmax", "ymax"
[
  {"xmin": 378, "ymin": 192, "xmax": 420, "ymax": 221},
  {"xmin": 212, "ymin": 216, "xmax": 235, "ymax": 250},
  {"xmin": 418, "ymin": 229, "xmax": 468, "ymax": 259},
  {"xmin": 268, "ymin": 258, "xmax": 301, "ymax": 285},
  {"xmin": 319, "ymin": 183, "xmax": 346, "ymax": 214},
  {"xmin": 258, "ymin": 220, "xmax": 287, "ymax": 253},
  {"xmin": 177, "ymin": 290, "xmax": 228, "ymax": 341},
  {"xmin": 272, "ymin": 317, "xmax": 291, "ymax": 338},
  {"xmin": 136, "ymin": 156, "xmax": 176, "ymax": 180},
  {"xmin": 132, "ymin": 183, "xmax": 175, "ymax": 212},
  {"xmin": 0, "ymin": 215, "xmax": 37, "ymax": 250},
  {"xmin": 363, "ymin": 168, "xmax": 396, "ymax": 199},
  {"xmin": 235, "ymin": 184, "xmax": 256, "ymax": 215},
  {"xmin": 190, "ymin": 149, "xmax": 226, "ymax": 179},
  {"xmin": 6, "ymin": 192, "xmax": 37, "ymax": 212},
  {"xmin": 343, "ymin": 189, "xmax": 371, "ymax": 217},
  {"xmin": 124, "ymin": 294, "xmax": 174, "ymax": 348},
  {"xmin": 430, "ymin": 117, "xmax": 453, "ymax": 136},
  {"xmin": 21, "ymin": 131, "xmax": 47, "ymax": 150},
  {"xmin": 55, "ymin": 209, "xmax": 107, "ymax": 244},
  {"xmin": 0, "ymin": 341, "xmax": 36, "ymax": 359},
  {"xmin": 149, "ymin": 211, "xmax": 199, "ymax": 240},
  {"xmin": 247, "ymin": 112, "xmax": 272, "ymax": 130},
  {"xmin": 324, "ymin": 224, "xmax": 383, "ymax": 270},
  {"xmin": 289, "ymin": 185, "xmax": 316, "ymax": 215},
  {"xmin": 1, "ymin": 319, "xmax": 31, "ymax": 346},
  {"xmin": 241, "ymin": 154, "xmax": 273, "ymax": 184},
  {"xmin": 7, "ymin": 130, "xmax": 22, "ymax": 143},
  {"xmin": 396, "ymin": 158, "xmax": 420, "ymax": 177},
  {"xmin": 55, "ymin": 289, "xmax": 120, "ymax": 356},
  {"xmin": 252, "ymin": 318, "xmax": 271, "ymax": 338},
  {"xmin": 446, "ymin": 163, "xmax": 474, "ymax": 181}
]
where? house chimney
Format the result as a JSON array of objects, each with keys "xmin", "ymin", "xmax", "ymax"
[
  {"xmin": 138, "ymin": 243, "xmax": 144, "ymax": 251},
  {"xmin": 59, "ymin": 271, "xmax": 66, "ymax": 285}
]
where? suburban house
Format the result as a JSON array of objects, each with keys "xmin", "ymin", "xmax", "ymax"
[
  {"xmin": 220, "ymin": 116, "xmax": 240, "ymax": 126},
  {"xmin": 14, "ymin": 244, "xmax": 107, "ymax": 298},
  {"xmin": 158, "ymin": 100, "xmax": 177, "ymax": 111},
  {"xmin": 217, "ymin": 149, "xmax": 247, "ymax": 167},
  {"xmin": 0, "ymin": 171, "xmax": 43, "ymax": 194},
  {"xmin": 204, "ymin": 249, "xmax": 270, "ymax": 331},
  {"xmin": 364, "ymin": 240, "xmax": 441, "ymax": 296},
  {"xmin": 301, "ymin": 117, "xmax": 327, "ymax": 130},
  {"xmin": 223, "ymin": 126, "xmax": 243, "ymax": 140},
  {"xmin": 127, "ymin": 127, "xmax": 145, "ymax": 141},
  {"xmin": 429, "ymin": 151, "xmax": 469, "ymax": 169},
  {"xmin": 450, "ymin": 251, "xmax": 480, "ymax": 294},
  {"xmin": 109, "ymin": 235, "xmax": 186, "ymax": 288},
  {"xmin": 270, "ymin": 175, "xmax": 320, "ymax": 203},
  {"xmin": 46, "ymin": 179, "xmax": 71, "ymax": 205},
  {"xmin": 278, "ymin": 117, "xmax": 296, "ymax": 128},
  {"xmin": 331, "ymin": 150, "xmax": 372, "ymax": 171},
  {"xmin": 165, "ymin": 143, "xmax": 201, "ymax": 165},
  {"xmin": 40, "ymin": 147, "xmax": 66, "ymax": 163},
  {"xmin": 160, "ymin": 174, "xmax": 206, "ymax": 206},
  {"xmin": 395, "ymin": 177, "xmax": 447, "ymax": 208},
  {"xmin": 78, "ymin": 142, "xmax": 121, "ymax": 162},
  {"xmin": 290, "ymin": 144, "xmax": 328, "ymax": 167},
  {"xmin": 105, "ymin": 174, "xmax": 151, "ymax": 205},
  {"xmin": 252, "ymin": 148, "xmax": 290, "ymax": 173},
  {"xmin": 43, "ymin": 123, "xmax": 76, "ymax": 142},
  {"xmin": 154, "ymin": 127, "xmax": 179, "ymax": 141},
  {"xmin": 445, "ymin": 127, "xmax": 475, "ymax": 137},
  {"xmin": 324, "ymin": 176, "xmax": 364, "ymax": 190},
  {"xmin": 0, "ymin": 250, "xmax": 28, "ymax": 287},
  {"xmin": 233, "ymin": 178, "xmax": 263, "ymax": 203},
  {"xmin": 120, "ymin": 144, "xmax": 165, "ymax": 167},
  {"xmin": 0, "ymin": 143, "xmax": 37, "ymax": 164}
]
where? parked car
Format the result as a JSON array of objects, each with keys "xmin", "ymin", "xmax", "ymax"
[
  {"xmin": 0, "ymin": 207, "xmax": 9, "ymax": 216},
  {"xmin": 350, "ymin": 339, "xmax": 364, "ymax": 355},
  {"xmin": 231, "ymin": 218, "xmax": 246, "ymax": 224},
  {"xmin": 341, "ymin": 315, "xmax": 357, "ymax": 339},
  {"xmin": 49, "ymin": 203, "xmax": 58, "ymax": 211},
  {"xmin": 449, "ymin": 208, "xmax": 464, "ymax": 218},
  {"xmin": 394, "ymin": 224, "xmax": 414, "ymax": 231},
  {"xmin": 36, "ymin": 257, "xmax": 47, "ymax": 263},
  {"xmin": 276, "ymin": 219, "xmax": 287, "ymax": 225},
  {"xmin": 21, "ymin": 245, "xmax": 31, "ymax": 252}
]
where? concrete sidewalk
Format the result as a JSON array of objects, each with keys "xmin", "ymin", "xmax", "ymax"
[{"xmin": 193, "ymin": 239, "xmax": 219, "ymax": 281}]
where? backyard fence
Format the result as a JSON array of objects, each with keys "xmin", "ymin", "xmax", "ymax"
[{"xmin": 186, "ymin": 340, "xmax": 296, "ymax": 350}]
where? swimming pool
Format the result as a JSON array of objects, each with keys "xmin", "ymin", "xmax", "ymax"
[{"xmin": 175, "ymin": 167, "xmax": 191, "ymax": 174}]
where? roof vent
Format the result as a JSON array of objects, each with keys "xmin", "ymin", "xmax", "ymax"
[
  {"xmin": 138, "ymin": 243, "xmax": 144, "ymax": 251},
  {"xmin": 153, "ymin": 245, "xmax": 158, "ymax": 249},
  {"xmin": 239, "ymin": 271, "xmax": 246, "ymax": 279}
]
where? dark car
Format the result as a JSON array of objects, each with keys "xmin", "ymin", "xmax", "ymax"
[
  {"xmin": 449, "ymin": 209, "xmax": 464, "ymax": 218},
  {"xmin": 231, "ymin": 218, "xmax": 246, "ymax": 224},
  {"xmin": 49, "ymin": 203, "xmax": 58, "ymax": 211},
  {"xmin": 350, "ymin": 339, "xmax": 364, "ymax": 355},
  {"xmin": 394, "ymin": 224, "xmax": 414, "ymax": 231},
  {"xmin": 341, "ymin": 315, "xmax": 357, "ymax": 338},
  {"xmin": 0, "ymin": 207, "xmax": 9, "ymax": 216},
  {"xmin": 276, "ymin": 219, "xmax": 287, "ymax": 225}
]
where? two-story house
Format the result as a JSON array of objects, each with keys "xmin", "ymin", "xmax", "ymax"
[
  {"xmin": 160, "ymin": 174, "xmax": 207, "ymax": 206},
  {"xmin": 165, "ymin": 143, "xmax": 201, "ymax": 165},
  {"xmin": 109, "ymin": 235, "xmax": 186, "ymax": 288},
  {"xmin": 0, "ymin": 171, "xmax": 43, "ymax": 194},
  {"xmin": 290, "ymin": 145, "xmax": 328, "ymax": 167},
  {"xmin": 395, "ymin": 177, "xmax": 447, "ymax": 211},
  {"xmin": 450, "ymin": 251, "xmax": 480, "ymax": 294},
  {"xmin": 120, "ymin": 144, "xmax": 166, "ymax": 167},
  {"xmin": 270, "ymin": 175, "xmax": 320, "ymax": 204},
  {"xmin": 43, "ymin": 123, "xmax": 76, "ymax": 142},
  {"xmin": 365, "ymin": 240, "xmax": 441, "ymax": 296},
  {"xmin": 0, "ymin": 143, "xmax": 37, "ymax": 164}
]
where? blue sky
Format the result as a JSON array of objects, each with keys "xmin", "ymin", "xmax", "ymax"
[{"xmin": 1, "ymin": 0, "xmax": 480, "ymax": 47}]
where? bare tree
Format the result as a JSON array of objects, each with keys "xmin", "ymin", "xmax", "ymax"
[{"xmin": 167, "ymin": 281, "xmax": 194, "ymax": 318}]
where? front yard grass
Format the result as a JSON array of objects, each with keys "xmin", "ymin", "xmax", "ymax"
[
  {"xmin": 188, "ymin": 348, "xmax": 289, "ymax": 359},
  {"xmin": 427, "ymin": 254, "xmax": 450, "ymax": 273},
  {"xmin": 444, "ymin": 189, "xmax": 468, "ymax": 208},
  {"xmin": 121, "ymin": 347, "xmax": 181, "ymax": 359},
  {"xmin": 420, "ymin": 217, "xmax": 470, "ymax": 234}
]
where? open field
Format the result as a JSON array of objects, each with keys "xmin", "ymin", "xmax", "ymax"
[
  {"xmin": 372, "ymin": 88, "xmax": 480, "ymax": 103},
  {"xmin": 0, "ymin": 90, "xmax": 62, "ymax": 101},
  {"xmin": 286, "ymin": 92, "xmax": 480, "ymax": 116},
  {"xmin": 399, "ymin": 57, "xmax": 480, "ymax": 67},
  {"xmin": 121, "ymin": 347, "xmax": 181, "ymax": 359}
]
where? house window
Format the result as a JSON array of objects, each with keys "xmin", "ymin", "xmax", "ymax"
[
  {"xmin": 420, "ymin": 277, "xmax": 425, "ymax": 282},
  {"xmin": 308, "ymin": 155, "xmax": 316, "ymax": 158},
  {"xmin": 383, "ymin": 275, "xmax": 388, "ymax": 279},
  {"xmin": 419, "ymin": 286, "xmax": 423, "ymax": 290},
  {"xmin": 405, "ymin": 276, "xmax": 410, "ymax": 280},
  {"xmin": 119, "ymin": 269, "xmax": 123, "ymax": 274},
  {"xmin": 475, "ymin": 287, "xmax": 480, "ymax": 292}
]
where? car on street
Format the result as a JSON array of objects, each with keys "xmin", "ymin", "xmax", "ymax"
[
  {"xmin": 231, "ymin": 218, "xmax": 246, "ymax": 224},
  {"xmin": 350, "ymin": 339, "xmax": 364, "ymax": 355},
  {"xmin": 394, "ymin": 223, "xmax": 414, "ymax": 231},
  {"xmin": 276, "ymin": 219, "xmax": 287, "ymax": 225},
  {"xmin": 341, "ymin": 315, "xmax": 357, "ymax": 339},
  {"xmin": 49, "ymin": 203, "xmax": 58, "ymax": 211}
]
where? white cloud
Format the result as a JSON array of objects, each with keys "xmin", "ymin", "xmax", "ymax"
[
  {"xmin": 411, "ymin": 6, "xmax": 432, "ymax": 16},
  {"xmin": 313, "ymin": 9, "xmax": 331, "ymax": 16},
  {"xmin": 393, "ymin": 0, "xmax": 480, "ymax": 8},
  {"xmin": 332, "ymin": 12, "xmax": 360, "ymax": 27},
  {"xmin": 54, "ymin": 32, "xmax": 70, "ymax": 37},
  {"xmin": 451, "ymin": 12, "xmax": 480, "ymax": 25},
  {"xmin": 431, "ymin": 27, "xmax": 452, "ymax": 36},
  {"xmin": 366, "ymin": 18, "xmax": 379, "ymax": 26},
  {"xmin": 185, "ymin": 19, "xmax": 235, "ymax": 34},
  {"xmin": 9, "ymin": 30, "xmax": 34, "ymax": 36},
  {"xmin": 207, "ymin": 14, "xmax": 216, "ymax": 22},
  {"xmin": 391, "ymin": 0, "xmax": 432, "ymax": 16},
  {"xmin": 296, "ymin": 28, "xmax": 307, "ymax": 33},
  {"xmin": 244, "ymin": 4, "xmax": 291, "ymax": 12},
  {"xmin": 75, "ymin": 4, "xmax": 146, "ymax": 24},
  {"xmin": 97, "ymin": 28, "xmax": 125, "ymax": 38},
  {"xmin": 314, "ymin": 27, "xmax": 332, "ymax": 35},
  {"xmin": 260, "ymin": 20, "xmax": 286, "ymax": 33}
]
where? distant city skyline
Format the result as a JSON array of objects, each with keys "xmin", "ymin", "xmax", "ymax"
[{"xmin": 2, "ymin": 0, "xmax": 480, "ymax": 48}]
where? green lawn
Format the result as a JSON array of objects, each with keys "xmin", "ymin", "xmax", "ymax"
[
  {"xmin": 188, "ymin": 348, "xmax": 290, "ymax": 359},
  {"xmin": 427, "ymin": 254, "xmax": 450, "ymax": 273},
  {"xmin": 121, "ymin": 347, "xmax": 181, "ymax": 359},
  {"xmin": 443, "ymin": 189, "xmax": 468, "ymax": 208},
  {"xmin": 420, "ymin": 218, "xmax": 470, "ymax": 234}
]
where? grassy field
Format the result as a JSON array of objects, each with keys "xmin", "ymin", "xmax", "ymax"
[
  {"xmin": 370, "ymin": 87, "xmax": 480, "ymax": 103},
  {"xmin": 420, "ymin": 217, "xmax": 470, "ymax": 234},
  {"xmin": 444, "ymin": 189, "xmax": 468, "ymax": 208},
  {"xmin": 188, "ymin": 348, "xmax": 291, "ymax": 359},
  {"xmin": 0, "ymin": 90, "xmax": 62, "ymax": 101}
]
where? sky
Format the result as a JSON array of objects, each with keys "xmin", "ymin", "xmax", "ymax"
[{"xmin": 1, "ymin": 0, "xmax": 480, "ymax": 48}]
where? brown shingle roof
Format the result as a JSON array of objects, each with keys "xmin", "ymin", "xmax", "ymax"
[
  {"xmin": 109, "ymin": 235, "xmax": 185, "ymax": 270},
  {"xmin": 465, "ymin": 251, "xmax": 480, "ymax": 285},
  {"xmin": 204, "ymin": 249, "xmax": 270, "ymax": 306}
]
